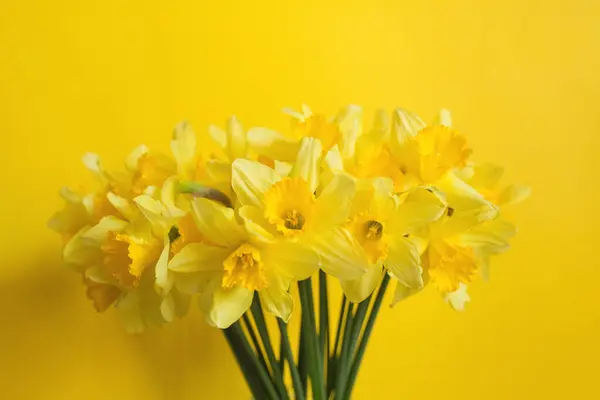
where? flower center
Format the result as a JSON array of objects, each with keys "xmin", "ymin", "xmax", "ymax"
[
  {"xmin": 364, "ymin": 220, "xmax": 383, "ymax": 241},
  {"xmin": 284, "ymin": 209, "xmax": 306, "ymax": 230},
  {"xmin": 263, "ymin": 177, "xmax": 315, "ymax": 236},
  {"xmin": 222, "ymin": 243, "xmax": 267, "ymax": 291}
]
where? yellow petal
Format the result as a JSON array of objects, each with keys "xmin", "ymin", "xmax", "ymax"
[
  {"xmin": 444, "ymin": 283, "xmax": 470, "ymax": 311},
  {"xmin": 238, "ymin": 205, "xmax": 278, "ymax": 243},
  {"xmin": 290, "ymin": 137, "xmax": 323, "ymax": 193},
  {"xmin": 155, "ymin": 238, "xmax": 172, "ymax": 291},
  {"xmin": 334, "ymin": 105, "xmax": 363, "ymax": 158},
  {"xmin": 261, "ymin": 240, "xmax": 319, "ymax": 280},
  {"xmin": 306, "ymin": 227, "xmax": 369, "ymax": 280},
  {"xmin": 247, "ymin": 127, "xmax": 299, "ymax": 161},
  {"xmin": 391, "ymin": 281, "xmax": 422, "ymax": 306},
  {"xmin": 390, "ymin": 187, "xmax": 446, "ymax": 234},
  {"xmin": 259, "ymin": 273, "xmax": 293, "ymax": 322},
  {"xmin": 231, "ymin": 159, "xmax": 280, "ymax": 207},
  {"xmin": 313, "ymin": 173, "xmax": 355, "ymax": 231},
  {"xmin": 169, "ymin": 243, "xmax": 230, "ymax": 273},
  {"xmin": 385, "ymin": 237, "xmax": 423, "ymax": 289},
  {"xmin": 191, "ymin": 198, "xmax": 244, "ymax": 247},
  {"xmin": 200, "ymin": 282, "xmax": 253, "ymax": 328},
  {"xmin": 433, "ymin": 108, "xmax": 453, "ymax": 128},
  {"xmin": 208, "ymin": 124, "xmax": 227, "ymax": 149},
  {"xmin": 497, "ymin": 184, "xmax": 531, "ymax": 206},
  {"xmin": 469, "ymin": 163, "xmax": 504, "ymax": 190},
  {"xmin": 435, "ymin": 171, "xmax": 493, "ymax": 211},
  {"xmin": 226, "ymin": 116, "xmax": 247, "ymax": 159},
  {"xmin": 171, "ymin": 121, "xmax": 197, "ymax": 178},
  {"xmin": 341, "ymin": 265, "xmax": 383, "ymax": 303}
]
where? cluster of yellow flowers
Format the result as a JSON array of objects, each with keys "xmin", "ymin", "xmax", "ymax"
[{"xmin": 49, "ymin": 105, "xmax": 528, "ymax": 332}]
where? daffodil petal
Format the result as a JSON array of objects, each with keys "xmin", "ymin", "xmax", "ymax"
[
  {"xmin": 155, "ymin": 238, "xmax": 172, "ymax": 291},
  {"xmin": 497, "ymin": 184, "xmax": 531, "ymax": 206},
  {"xmin": 391, "ymin": 281, "xmax": 422, "ymax": 307},
  {"xmin": 260, "ymin": 273, "xmax": 293, "ymax": 322},
  {"xmin": 290, "ymin": 137, "xmax": 323, "ymax": 193},
  {"xmin": 238, "ymin": 205, "xmax": 278, "ymax": 243},
  {"xmin": 306, "ymin": 227, "xmax": 369, "ymax": 280},
  {"xmin": 171, "ymin": 122, "xmax": 197, "ymax": 178},
  {"xmin": 444, "ymin": 283, "xmax": 470, "ymax": 311},
  {"xmin": 434, "ymin": 108, "xmax": 453, "ymax": 128},
  {"xmin": 313, "ymin": 173, "xmax": 355, "ymax": 231},
  {"xmin": 169, "ymin": 243, "xmax": 230, "ymax": 273},
  {"xmin": 200, "ymin": 283, "xmax": 253, "ymax": 328},
  {"xmin": 385, "ymin": 237, "xmax": 423, "ymax": 289},
  {"xmin": 247, "ymin": 127, "xmax": 300, "ymax": 161},
  {"xmin": 340, "ymin": 265, "xmax": 383, "ymax": 303},
  {"xmin": 231, "ymin": 159, "xmax": 280, "ymax": 207},
  {"xmin": 191, "ymin": 198, "xmax": 244, "ymax": 247},
  {"xmin": 262, "ymin": 241, "xmax": 319, "ymax": 280},
  {"xmin": 226, "ymin": 116, "xmax": 247, "ymax": 160},
  {"xmin": 390, "ymin": 187, "xmax": 446, "ymax": 234}
]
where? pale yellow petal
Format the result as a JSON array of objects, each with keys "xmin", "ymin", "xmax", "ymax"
[
  {"xmin": 155, "ymin": 238, "xmax": 172, "ymax": 291},
  {"xmin": 340, "ymin": 265, "xmax": 383, "ymax": 303},
  {"xmin": 444, "ymin": 283, "xmax": 470, "ymax": 311},
  {"xmin": 259, "ymin": 273, "xmax": 293, "ymax": 322},
  {"xmin": 274, "ymin": 161, "xmax": 293, "ymax": 177},
  {"xmin": 470, "ymin": 163, "xmax": 504, "ymax": 190},
  {"xmin": 81, "ymin": 216, "xmax": 128, "ymax": 243},
  {"xmin": 313, "ymin": 173, "xmax": 355, "ymax": 231},
  {"xmin": 238, "ymin": 205, "xmax": 278, "ymax": 243},
  {"xmin": 231, "ymin": 159, "xmax": 280, "ymax": 207},
  {"xmin": 391, "ymin": 281, "xmax": 422, "ymax": 307},
  {"xmin": 171, "ymin": 121, "xmax": 197, "ymax": 178},
  {"xmin": 107, "ymin": 192, "xmax": 139, "ymax": 221},
  {"xmin": 306, "ymin": 227, "xmax": 369, "ymax": 280},
  {"xmin": 390, "ymin": 187, "xmax": 446, "ymax": 234},
  {"xmin": 497, "ymin": 184, "xmax": 531, "ymax": 206},
  {"xmin": 200, "ymin": 282, "xmax": 253, "ymax": 328},
  {"xmin": 290, "ymin": 137, "xmax": 323, "ymax": 193},
  {"xmin": 262, "ymin": 241, "xmax": 319, "ymax": 280},
  {"xmin": 226, "ymin": 116, "xmax": 247, "ymax": 159},
  {"xmin": 247, "ymin": 127, "xmax": 299, "ymax": 161},
  {"xmin": 208, "ymin": 124, "xmax": 227, "ymax": 149},
  {"xmin": 385, "ymin": 237, "xmax": 423, "ymax": 289},
  {"xmin": 191, "ymin": 197, "xmax": 244, "ymax": 247},
  {"xmin": 125, "ymin": 145, "xmax": 150, "ymax": 172},
  {"xmin": 433, "ymin": 108, "xmax": 453, "ymax": 128},
  {"xmin": 169, "ymin": 243, "xmax": 230, "ymax": 273}
]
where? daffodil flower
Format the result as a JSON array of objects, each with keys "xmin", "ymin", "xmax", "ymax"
[
  {"xmin": 231, "ymin": 136, "xmax": 370, "ymax": 280},
  {"xmin": 341, "ymin": 178, "xmax": 447, "ymax": 302},
  {"xmin": 168, "ymin": 197, "xmax": 319, "ymax": 328}
]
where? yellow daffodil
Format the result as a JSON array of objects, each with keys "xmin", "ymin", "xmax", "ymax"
[
  {"xmin": 341, "ymin": 178, "xmax": 446, "ymax": 302},
  {"xmin": 231, "ymin": 136, "xmax": 370, "ymax": 280},
  {"xmin": 247, "ymin": 105, "xmax": 363, "ymax": 162},
  {"xmin": 168, "ymin": 197, "xmax": 319, "ymax": 328}
]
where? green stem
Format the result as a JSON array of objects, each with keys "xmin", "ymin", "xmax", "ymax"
[
  {"xmin": 334, "ymin": 301, "xmax": 354, "ymax": 399},
  {"xmin": 327, "ymin": 296, "xmax": 347, "ymax": 396},
  {"xmin": 347, "ymin": 292, "xmax": 373, "ymax": 366},
  {"xmin": 242, "ymin": 314, "xmax": 270, "ymax": 376},
  {"xmin": 298, "ymin": 278, "xmax": 326, "ymax": 400},
  {"xmin": 250, "ymin": 294, "xmax": 289, "ymax": 399},
  {"xmin": 298, "ymin": 318, "xmax": 308, "ymax": 394},
  {"xmin": 343, "ymin": 274, "xmax": 391, "ymax": 400},
  {"xmin": 224, "ymin": 322, "xmax": 278, "ymax": 400},
  {"xmin": 318, "ymin": 270, "xmax": 329, "ymax": 382},
  {"xmin": 277, "ymin": 318, "xmax": 306, "ymax": 400}
]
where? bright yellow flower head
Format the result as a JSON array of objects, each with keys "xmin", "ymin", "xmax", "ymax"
[
  {"xmin": 169, "ymin": 197, "xmax": 319, "ymax": 328},
  {"xmin": 232, "ymin": 136, "xmax": 370, "ymax": 281},
  {"xmin": 339, "ymin": 178, "xmax": 446, "ymax": 303}
]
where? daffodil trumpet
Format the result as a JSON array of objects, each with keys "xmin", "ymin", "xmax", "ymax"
[{"xmin": 49, "ymin": 105, "xmax": 528, "ymax": 399}]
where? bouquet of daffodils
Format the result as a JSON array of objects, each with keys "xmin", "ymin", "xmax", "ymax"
[{"xmin": 49, "ymin": 105, "xmax": 528, "ymax": 399}]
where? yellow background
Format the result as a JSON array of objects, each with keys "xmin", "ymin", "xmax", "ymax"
[{"xmin": 1, "ymin": 0, "xmax": 598, "ymax": 398}]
